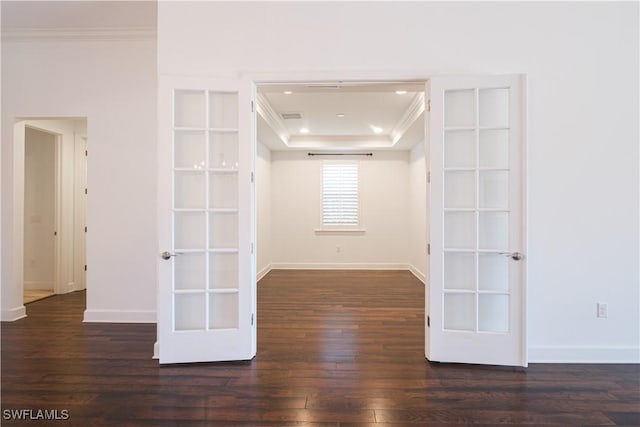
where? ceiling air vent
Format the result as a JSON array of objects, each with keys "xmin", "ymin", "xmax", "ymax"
[{"xmin": 280, "ymin": 112, "xmax": 303, "ymax": 120}]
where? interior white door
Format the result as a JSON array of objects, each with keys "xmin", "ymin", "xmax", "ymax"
[
  {"xmin": 158, "ymin": 76, "xmax": 256, "ymax": 364},
  {"xmin": 427, "ymin": 75, "xmax": 526, "ymax": 366}
]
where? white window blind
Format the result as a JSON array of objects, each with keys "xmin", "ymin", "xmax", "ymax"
[{"xmin": 322, "ymin": 162, "xmax": 359, "ymax": 226}]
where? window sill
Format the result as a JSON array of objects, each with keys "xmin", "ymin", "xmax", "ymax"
[{"xmin": 314, "ymin": 228, "xmax": 366, "ymax": 235}]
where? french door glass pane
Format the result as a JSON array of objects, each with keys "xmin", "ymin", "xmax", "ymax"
[
  {"xmin": 209, "ymin": 174, "xmax": 238, "ymax": 209},
  {"xmin": 209, "ymin": 253, "xmax": 238, "ymax": 290},
  {"xmin": 445, "ymin": 130, "xmax": 475, "ymax": 168},
  {"xmin": 174, "ymin": 171, "xmax": 205, "ymax": 209},
  {"xmin": 209, "ymin": 293, "xmax": 239, "ymax": 329},
  {"xmin": 444, "ymin": 293, "xmax": 475, "ymax": 331},
  {"xmin": 172, "ymin": 87, "xmax": 242, "ymax": 338},
  {"xmin": 209, "ymin": 213, "xmax": 238, "ymax": 249},
  {"xmin": 478, "ymin": 294, "xmax": 509, "ymax": 332},
  {"xmin": 174, "ymin": 212, "xmax": 205, "ymax": 249},
  {"xmin": 444, "ymin": 252, "xmax": 476, "ymax": 290},
  {"xmin": 209, "ymin": 132, "xmax": 238, "ymax": 169},
  {"xmin": 479, "ymin": 129, "xmax": 509, "ymax": 169},
  {"xmin": 444, "ymin": 171, "xmax": 475, "ymax": 209},
  {"xmin": 175, "ymin": 90, "xmax": 205, "ymax": 128},
  {"xmin": 441, "ymin": 84, "xmax": 514, "ymax": 342},
  {"xmin": 445, "ymin": 89, "xmax": 475, "ymax": 127},
  {"xmin": 479, "ymin": 88, "xmax": 509, "ymax": 128},
  {"xmin": 175, "ymin": 293, "xmax": 206, "ymax": 331},
  {"xmin": 444, "ymin": 212, "xmax": 476, "ymax": 249},
  {"xmin": 478, "ymin": 254, "xmax": 509, "ymax": 291},
  {"xmin": 174, "ymin": 131, "xmax": 205, "ymax": 168},
  {"xmin": 479, "ymin": 212, "xmax": 508, "ymax": 250},
  {"xmin": 209, "ymin": 92, "xmax": 238, "ymax": 129},
  {"xmin": 479, "ymin": 171, "xmax": 509, "ymax": 209},
  {"xmin": 174, "ymin": 252, "xmax": 206, "ymax": 291}
]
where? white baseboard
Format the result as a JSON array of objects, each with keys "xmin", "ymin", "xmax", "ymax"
[
  {"xmin": 60, "ymin": 282, "xmax": 76, "ymax": 294},
  {"xmin": 24, "ymin": 281, "xmax": 54, "ymax": 290},
  {"xmin": 25, "ymin": 281, "xmax": 76, "ymax": 293},
  {"xmin": 83, "ymin": 309, "xmax": 156, "ymax": 323},
  {"xmin": 528, "ymin": 345, "xmax": 640, "ymax": 363},
  {"xmin": 408, "ymin": 264, "xmax": 427, "ymax": 284},
  {"xmin": 1, "ymin": 305, "xmax": 27, "ymax": 321},
  {"xmin": 267, "ymin": 263, "xmax": 427, "ymax": 283},
  {"xmin": 269, "ymin": 262, "xmax": 410, "ymax": 270},
  {"xmin": 257, "ymin": 264, "xmax": 272, "ymax": 281},
  {"xmin": 153, "ymin": 341, "xmax": 159, "ymax": 360}
]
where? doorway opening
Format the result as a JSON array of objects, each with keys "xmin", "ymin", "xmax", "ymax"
[
  {"xmin": 255, "ymin": 81, "xmax": 428, "ymax": 280},
  {"xmin": 253, "ymin": 81, "xmax": 429, "ymax": 355},
  {"xmin": 158, "ymin": 74, "xmax": 525, "ymax": 366},
  {"xmin": 19, "ymin": 118, "xmax": 88, "ymax": 308},
  {"xmin": 23, "ymin": 126, "xmax": 57, "ymax": 303}
]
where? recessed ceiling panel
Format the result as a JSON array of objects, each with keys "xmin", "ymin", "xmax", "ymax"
[
  {"xmin": 257, "ymin": 83, "xmax": 425, "ymax": 150},
  {"xmin": 262, "ymin": 91, "xmax": 418, "ymax": 137}
]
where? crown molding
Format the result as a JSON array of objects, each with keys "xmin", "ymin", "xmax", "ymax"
[
  {"xmin": 256, "ymin": 93, "xmax": 290, "ymax": 146},
  {"xmin": 2, "ymin": 27, "xmax": 156, "ymax": 42},
  {"xmin": 390, "ymin": 92, "xmax": 425, "ymax": 145}
]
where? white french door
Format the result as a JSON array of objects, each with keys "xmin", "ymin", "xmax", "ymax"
[
  {"xmin": 158, "ymin": 76, "xmax": 256, "ymax": 364},
  {"xmin": 427, "ymin": 75, "xmax": 526, "ymax": 366}
]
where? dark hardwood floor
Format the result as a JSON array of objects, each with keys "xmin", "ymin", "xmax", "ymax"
[{"xmin": 2, "ymin": 270, "xmax": 638, "ymax": 426}]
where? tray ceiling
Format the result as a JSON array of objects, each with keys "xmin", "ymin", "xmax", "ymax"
[{"xmin": 258, "ymin": 83, "xmax": 426, "ymax": 151}]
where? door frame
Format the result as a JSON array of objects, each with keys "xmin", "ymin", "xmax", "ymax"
[
  {"xmin": 247, "ymin": 71, "xmax": 528, "ymax": 366},
  {"xmin": 5, "ymin": 117, "xmax": 88, "ymax": 317}
]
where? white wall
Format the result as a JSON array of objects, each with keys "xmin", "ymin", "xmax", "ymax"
[
  {"xmin": 408, "ymin": 141, "xmax": 428, "ymax": 283},
  {"xmin": 270, "ymin": 151, "xmax": 410, "ymax": 269},
  {"xmin": 24, "ymin": 127, "xmax": 56, "ymax": 290},
  {"xmin": 2, "ymin": 36, "xmax": 157, "ymax": 322},
  {"xmin": 158, "ymin": 2, "xmax": 639, "ymax": 362},
  {"xmin": 256, "ymin": 141, "xmax": 272, "ymax": 280}
]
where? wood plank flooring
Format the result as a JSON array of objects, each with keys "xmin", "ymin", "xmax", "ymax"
[
  {"xmin": 2, "ymin": 270, "xmax": 638, "ymax": 426},
  {"xmin": 23, "ymin": 289, "xmax": 55, "ymax": 304}
]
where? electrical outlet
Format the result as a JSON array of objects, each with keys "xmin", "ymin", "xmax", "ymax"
[{"xmin": 597, "ymin": 303, "xmax": 608, "ymax": 318}]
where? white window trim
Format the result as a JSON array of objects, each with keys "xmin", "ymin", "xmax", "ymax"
[
  {"xmin": 317, "ymin": 160, "xmax": 365, "ymax": 233},
  {"xmin": 314, "ymin": 228, "xmax": 367, "ymax": 234}
]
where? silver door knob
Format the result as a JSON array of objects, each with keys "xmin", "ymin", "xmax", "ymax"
[
  {"xmin": 160, "ymin": 251, "xmax": 179, "ymax": 260},
  {"xmin": 499, "ymin": 251, "xmax": 524, "ymax": 261}
]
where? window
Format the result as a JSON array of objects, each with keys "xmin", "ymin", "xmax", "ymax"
[{"xmin": 322, "ymin": 162, "xmax": 359, "ymax": 227}]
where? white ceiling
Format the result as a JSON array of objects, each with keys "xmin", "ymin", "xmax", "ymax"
[
  {"xmin": 258, "ymin": 83, "xmax": 426, "ymax": 151},
  {"xmin": 1, "ymin": 1, "xmax": 157, "ymax": 31}
]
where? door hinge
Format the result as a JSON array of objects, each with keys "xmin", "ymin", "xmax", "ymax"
[
  {"xmin": 251, "ymin": 243, "xmax": 254, "ymax": 254},
  {"xmin": 251, "ymin": 100, "xmax": 255, "ymax": 112},
  {"xmin": 427, "ymin": 244, "xmax": 430, "ymax": 255},
  {"xmin": 85, "ymin": 150, "xmax": 88, "ymax": 156},
  {"xmin": 84, "ymin": 188, "xmax": 88, "ymax": 195},
  {"xmin": 251, "ymin": 313, "xmax": 254, "ymax": 326},
  {"xmin": 84, "ymin": 226, "xmax": 87, "ymax": 233},
  {"xmin": 251, "ymin": 172, "xmax": 255, "ymax": 183},
  {"xmin": 427, "ymin": 315, "xmax": 430, "ymax": 327},
  {"xmin": 54, "ymin": 231, "xmax": 57, "ymax": 236},
  {"xmin": 427, "ymin": 171, "xmax": 431, "ymax": 183},
  {"xmin": 427, "ymin": 99, "xmax": 431, "ymax": 112},
  {"xmin": 84, "ymin": 265, "xmax": 87, "ymax": 271}
]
